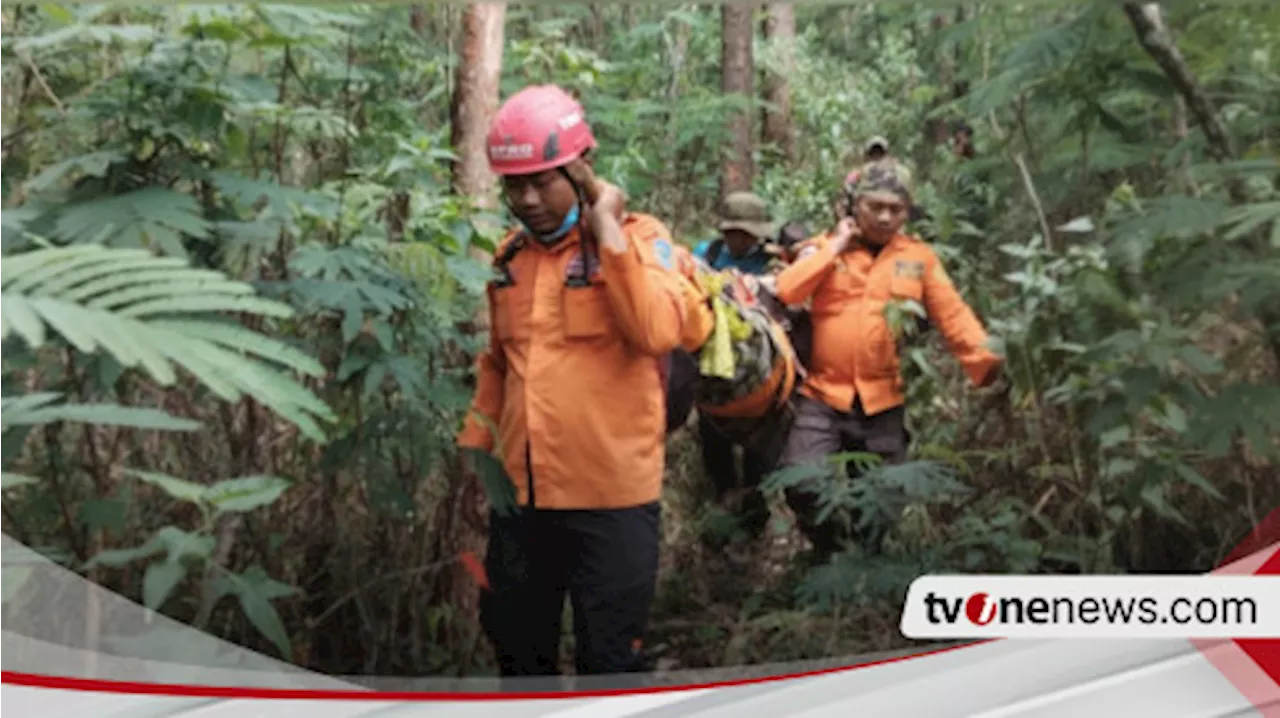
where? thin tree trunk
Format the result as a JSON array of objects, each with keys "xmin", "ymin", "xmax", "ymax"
[
  {"xmin": 926, "ymin": 11, "xmax": 954, "ymax": 148},
  {"xmin": 451, "ymin": 3, "xmax": 507, "ymax": 223},
  {"xmin": 1122, "ymin": 3, "xmax": 1234, "ymax": 161},
  {"xmin": 443, "ymin": 2, "xmax": 506, "ymax": 667},
  {"xmin": 952, "ymin": 4, "xmax": 968, "ymax": 100},
  {"xmin": 721, "ymin": 3, "xmax": 755, "ymax": 199},
  {"xmin": 762, "ymin": 3, "xmax": 796, "ymax": 164},
  {"xmin": 591, "ymin": 4, "xmax": 605, "ymax": 51},
  {"xmin": 1123, "ymin": 2, "xmax": 1280, "ymax": 371}
]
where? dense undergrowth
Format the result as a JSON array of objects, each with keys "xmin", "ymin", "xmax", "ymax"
[{"xmin": 2, "ymin": 2, "xmax": 1278, "ymax": 674}]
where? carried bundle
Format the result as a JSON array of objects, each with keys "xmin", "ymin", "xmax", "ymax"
[{"xmin": 687, "ymin": 266, "xmax": 801, "ymax": 445}]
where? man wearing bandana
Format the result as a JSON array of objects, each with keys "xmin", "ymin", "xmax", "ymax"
[{"xmin": 773, "ymin": 158, "xmax": 1004, "ymax": 560}]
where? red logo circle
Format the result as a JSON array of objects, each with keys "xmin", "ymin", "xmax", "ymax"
[{"xmin": 965, "ymin": 592, "xmax": 996, "ymax": 625}]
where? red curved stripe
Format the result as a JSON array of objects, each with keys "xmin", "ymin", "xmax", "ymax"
[{"xmin": 0, "ymin": 640, "xmax": 990, "ymax": 701}]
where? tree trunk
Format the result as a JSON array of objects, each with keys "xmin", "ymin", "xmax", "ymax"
[
  {"xmin": 721, "ymin": 3, "xmax": 755, "ymax": 199},
  {"xmin": 451, "ymin": 3, "xmax": 507, "ymax": 219},
  {"xmin": 442, "ymin": 1, "xmax": 506, "ymax": 672},
  {"xmin": 761, "ymin": 3, "xmax": 796, "ymax": 164},
  {"xmin": 1122, "ymin": 1, "xmax": 1280, "ymax": 372},
  {"xmin": 409, "ymin": 4, "xmax": 427, "ymax": 35},
  {"xmin": 590, "ymin": 4, "xmax": 605, "ymax": 51},
  {"xmin": 952, "ymin": 4, "xmax": 969, "ymax": 100},
  {"xmin": 926, "ymin": 11, "xmax": 954, "ymax": 148}
]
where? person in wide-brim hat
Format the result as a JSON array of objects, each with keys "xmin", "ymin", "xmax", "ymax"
[
  {"xmin": 716, "ymin": 191, "xmax": 778, "ymax": 245},
  {"xmin": 694, "ymin": 191, "xmax": 779, "ymax": 273}
]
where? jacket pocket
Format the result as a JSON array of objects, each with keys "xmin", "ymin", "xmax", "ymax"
[
  {"xmin": 492, "ymin": 287, "xmax": 530, "ymax": 342},
  {"xmin": 888, "ymin": 274, "xmax": 924, "ymax": 302},
  {"xmin": 562, "ymin": 284, "xmax": 615, "ymax": 340}
]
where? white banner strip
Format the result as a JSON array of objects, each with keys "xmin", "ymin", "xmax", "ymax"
[{"xmin": 900, "ymin": 575, "xmax": 1280, "ymax": 639}]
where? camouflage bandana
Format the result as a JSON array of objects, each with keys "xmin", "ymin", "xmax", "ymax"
[{"xmin": 853, "ymin": 158, "xmax": 914, "ymax": 204}]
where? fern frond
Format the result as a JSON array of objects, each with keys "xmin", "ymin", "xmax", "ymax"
[{"xmin": 1, "ymin": 245, "xmax": 333, "ymax": 440}]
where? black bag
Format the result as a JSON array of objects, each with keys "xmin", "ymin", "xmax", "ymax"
[{"xmin": 662, "ymin": 349, "xmax": 700, "ymax": 434}]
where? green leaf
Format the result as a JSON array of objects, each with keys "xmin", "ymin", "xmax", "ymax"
[
  {"xmin": 1, "ymin": 473, "xmax": 39, "ymax": 490},
  {"xmin": 1098, "ymin": 425, "xmax": 1131, "ymax": 449},
  {"xmin": 78, "ymin": 497, "xmax": 128, "ymax": 533},
  {"xmin": 4, "ymin": 402, "xmax": 200, "ymax": 431},
  {"xmin": 1140, "ymin": 483, "xmax": 1191, "ymax": 528},
  {"xmin": 52, "ymin": 188, "xmax": 211, "ymax": 258},
  {"xmin": 127, "ymin": 470, "xmax": 206, "ymax": 505},
  {"xmin": 1, "ymin": 245, "xmax": 333, "ymax": 439},
  {"xmin": 460, "ymin": 448, "xmax": 517, "ymax": 518},
  {"xmin": 1102, "ymin": 458, "xmax": 1138, "ymax": 479},
  {"xmin": 445, "ymin": 254, "xmax": 493, "ymax": 295},
  {"xmin": 223, "ymin": 568, "xmax": 294, "ymax": 659},
  {"xmin": 1171, "ymin": 464, "xmax": 1225, "ymax": 501},
  {"xmin": 24, "ymin": 151, "xmax": 127, "ymax": 194},
  {"xmin": 1057, "ymin": 216, "xmax": 1095, "ymax": 233},
  {"xmin": 1177, "ymin": 346, "xmax": 1223, "ymax": 375},
  {"xmin": 204, "ymin": 476, "xmax": 290, "ymax": 515},
  {"xmin": 85, "ymin": 536, "xmax": 166, "ymax": 569},
  {"xmin": 152, "ymin": 527, "xmax": 216, "ymax": 564},
  {"xmin": 143, "ymin": 560, "xmax": 187, "ymax": 611}
]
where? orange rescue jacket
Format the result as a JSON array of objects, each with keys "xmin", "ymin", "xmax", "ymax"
[
  {"xmin": 456, "ymin": 213, "xmax": 711, "ymax": 510},
  {"xmin": 775, "ymin": 232, "xmax": 1002, "ymax": 416}
]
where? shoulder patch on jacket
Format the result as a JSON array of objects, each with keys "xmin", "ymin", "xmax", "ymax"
[
  {"xmin": 652, "ymin": 237, "xmax": 676, "ymax": 270},
  {"xmin": 623, "ymin": 212, "xmax": 681, "ymax": 270},
  {"xmin": 894, "ymin": 259, "xmax": 926, "ymax": 279}
]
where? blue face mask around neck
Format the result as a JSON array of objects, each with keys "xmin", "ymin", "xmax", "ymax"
[{"xmin": 524, "ymin": 202, "xmax": 581, "ymax": 245}]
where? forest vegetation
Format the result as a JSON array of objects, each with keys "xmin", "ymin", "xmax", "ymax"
[{"xmin": 2, "ymin": 1, "xmax": 1278, "ymax": 676}]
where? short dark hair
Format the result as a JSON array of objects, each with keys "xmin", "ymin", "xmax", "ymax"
[{"xmin": 777, "ymin": 220, "xmax": 809, "ymax": 247}]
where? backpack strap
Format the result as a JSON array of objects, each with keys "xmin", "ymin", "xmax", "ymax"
[
  {"xmin": 706, "ymin": 238, "xmax": 725, "ymax": 267},
  {"xmin": 490, "ymin": 233, "xmax": 528, "ymax": 288}
]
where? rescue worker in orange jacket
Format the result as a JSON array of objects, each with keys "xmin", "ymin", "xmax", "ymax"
[
  {"xmin": 456, "ymin": 84, "xmax": 712, "ymax": 679},
  {"xmin": 773, "ymin": 158, "xmax": 1004, "ymax": 560}
]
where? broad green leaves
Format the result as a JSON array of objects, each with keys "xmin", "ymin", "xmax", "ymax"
[
  {"xmin": 128, "ymin": 470, "xmax": 292, "ymax": 520},
  {"xmin": 1, "ymin": 473, "xmax": 39, "ymax": 491},
  {"xmin": 213, "ymin": 566, "xmax": 297, "ymax": 659},
  {"xmin": 1, "ymin": 393, "xmax": 201, "ymax": 432},
  {"xmin": 1, "ymin": 244, "xmax": 335, "ymax": 440},
  {"xmin": 82, "ymin": 472, "xmax": 298, "ymax": 658}
]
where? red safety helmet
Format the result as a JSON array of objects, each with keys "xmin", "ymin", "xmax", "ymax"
[{"xmin": 486, "ymin": 85, "xmax": 598, "ymax": 177}]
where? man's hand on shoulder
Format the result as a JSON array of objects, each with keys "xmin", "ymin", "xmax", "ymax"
[{"xmin": 829, "ymin": 217, "xmax": 860, "ymax": 254}]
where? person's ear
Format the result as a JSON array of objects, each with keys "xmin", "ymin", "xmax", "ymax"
[{"xmin": 563, "ymin": 156, "xmax": 601, "ymax": 203}]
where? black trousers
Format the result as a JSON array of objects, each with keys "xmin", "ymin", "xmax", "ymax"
[
  {"xmin": 479, "ymin": 502, "xmax": 661, "ymax": 681},
  {"xmin": 697, "ymin": 413, "xmax": 770, "ymax": 535}
]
